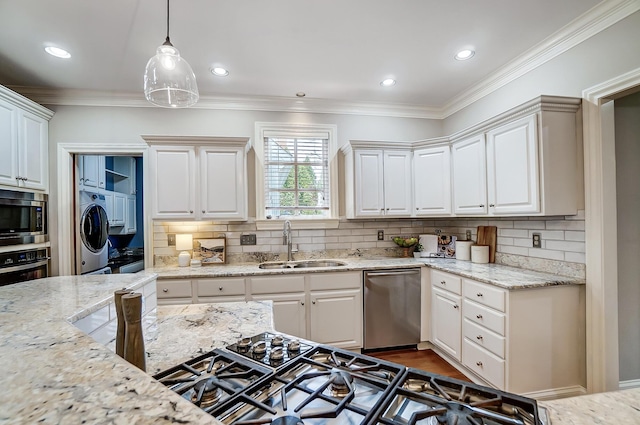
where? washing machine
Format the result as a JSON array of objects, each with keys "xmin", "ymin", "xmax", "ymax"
[{"xmin": 78, "ymin": 191, "xmax": 109, "ymax": 274}]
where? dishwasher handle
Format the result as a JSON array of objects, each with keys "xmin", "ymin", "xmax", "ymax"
[{"xmin": 365, "ymin": 269, "xmax": 420, "ymax": 277}]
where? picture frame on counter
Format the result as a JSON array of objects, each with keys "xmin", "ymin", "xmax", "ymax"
[{"xmin": 193, "ymin": 237, "xmax": 226, "ymax": 264}]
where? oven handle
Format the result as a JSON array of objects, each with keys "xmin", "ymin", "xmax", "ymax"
[{"xmin": 0, "ymin": 258, "xmax": 50, "ymax": 275}]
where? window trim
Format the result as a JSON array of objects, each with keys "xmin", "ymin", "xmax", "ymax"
[{"xmin": 254, "ymin": 122, "xmax": 339, "ymax": 230}]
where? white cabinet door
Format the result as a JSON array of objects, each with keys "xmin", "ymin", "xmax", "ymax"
[
  {"xmin": 124, "ymin": 195, "xmax": 136, "ymax": 234},
  {"xmin": 199, "ymin": 146, "xmax": 247, "ymax": 220},
  {"xmin": 149, "ymin": 146, "xmax": 196, "ymax": 219},
  {"xmin": 486, "ymin": 114, "xmax": 539, "ymax": 214},
  {"xmin": 354, "ymin": 150, "xmax": 385, "ymax": 217},
  {"xmin": 383, "ymin": 151, "xmax": 413, "ymax": 216},
  {"xmin": 80, "ymin": 155, "xmax": 105, "ymax": 190},
  {"xmin": 0, "ymin": 97, "xmax": 18, "ymax": 188},
  {"xmin": 309, "ymin": 288, "xmax": 362, "ymax": 348},
  {"xmin": 113, "ymin": 193, "xmax": 126, "ymax": 226},
  {"xmin": 431, "ymin": 287, "xmax": 462, "ymax": 361},
  {"xmin": 452, "ymin": 135, "xmax": 487, "ymax": 215},
  {"xmin": 18, "ymin": 110, "xmax": 49, "ymax": 191},
  {"xmin": 253, "ymin": 293, "xmax": 307, "ymax": 339},
  {"xmin": 413, "ymin": 146, "xmax": 451, "ymax": 215}
]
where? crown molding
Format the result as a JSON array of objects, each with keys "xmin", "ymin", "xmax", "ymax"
[
  {"xmin": 8, "ymin": 0, "xmax": 639, "ymax": 121},
  {"xmin": 8, "ymin": 86, "xmax": 441, "ymax": 120},
  {"xmin": 440, "ymin": 0, "xmax": 640, "ymax": 118}
]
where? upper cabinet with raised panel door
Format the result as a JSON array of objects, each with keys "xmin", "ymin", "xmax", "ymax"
[
  {"xmin": 413, "ymin": 143, "xmax": 452, "ymax": 216},
  {"xmin": 342, "ymin": 142, "xmax": 413, "ymax": 218},
  {"xmin": 145, "ymin": 136, "xmax": 249, "ymax": 221},
  {"xmin": 451, "ymin": 96, "xmax": 581, "ymax": 216},
  {"xmin": 0, "ymin": 86, "xmax": 53, "ymax": 192}
]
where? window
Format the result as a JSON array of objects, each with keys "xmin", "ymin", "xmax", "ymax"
[{"xmin": 255, "ymin": 123, "xmax": 338, "ymax": 228}]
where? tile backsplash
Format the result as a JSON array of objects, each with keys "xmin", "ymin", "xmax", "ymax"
[{"xmin": 153, "ymin": 210, "xmax": 586, "ymax": 278}]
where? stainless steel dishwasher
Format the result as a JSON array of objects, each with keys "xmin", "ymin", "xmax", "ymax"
[{"xmin": 363, "ymin": 268, "xmax": 421, "ymax": 350}]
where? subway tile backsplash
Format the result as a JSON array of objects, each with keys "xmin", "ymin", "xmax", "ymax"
[{"xmin": 153, "ymin": 211, "xmax": 586, "ymax": 279}]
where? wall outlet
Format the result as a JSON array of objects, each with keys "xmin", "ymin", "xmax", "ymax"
[
  {"xmin": 465, "ymin": 230, "xmax": 472, "ymax": 240},
  {"xmin": 240, "ymin": 234, "xmax": 257, "ymax": 245},
  {"xmin": 168, "ymin": 233, "xmax": 176, "ymax": 246},
  {"xmin": 377, "ymin": 230, "xmax": 384, "ymax": 241},
  {"xmin": 532, "ymin": 233, "xmax": 542, "ymax": 248}
]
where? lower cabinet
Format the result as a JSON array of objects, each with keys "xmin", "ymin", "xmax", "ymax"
[
  {"xmin": 157, "ymin": 271, "xmax": 364, "ymax": 349},
  {"xmin": 430, "ymin": 269, "xmax": 585, "ymax": 397}
]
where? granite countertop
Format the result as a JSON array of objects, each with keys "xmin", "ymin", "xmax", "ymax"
[
  {"xmin": 0, "ymin": 273, "xmax": 222, "ymax": 425},
  {"xmin": 541, "ymin": 387, "xmax": 640, "ymax": 423},
  {"xmin": 149, "ymin": 257, "xmax": 584, "ymax": 290}
]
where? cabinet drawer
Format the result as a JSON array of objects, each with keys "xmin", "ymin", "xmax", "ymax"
[
  {"xmin": 309, "ymin": 271, "xmax": 360, "ymax": 291},
  {"xmin": 463, "ymin": 299, "xmax": 505, "ymax": 336},
  {"xmin": 196, "ymin": 278, "xmax": 245, "ymax": 297},
  {"xmin": 463, "ymin": 319, "xmax": 505, "ymax": 358},
  {"xmin": 463, "ymin": 279, "xmax": 505, "ymax": 312},
  {"xmin": 157, "ymin": 279, "xmax": 192, "ymax": 299},
  {"xmin": 462, "ymin": 339, "xmax": 505, "ymax": 389},
  {"xmin": 431, "ymin": 270, "xmax": 462, "ymax": 295},
  {"xmin": 250, "ymin": 275, "xmax": 305, "ymax": 294}
]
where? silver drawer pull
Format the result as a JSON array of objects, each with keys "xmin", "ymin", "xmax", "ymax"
[
  {"xmin": 477, "ymin": 292, "xmax": 483, "ymax": 297},
  {"xmin": 476, "ymin": 335, "xmax": 483, "ymax": 340},
  {"xmin": 162, "ymin": 288, "xmax": 168, "ymax": 292},
  {"xmin": 440, "ymin": 280, "xmax": 446, "ymax": 285},
  {"xmin": 476, "ymin": 314, "xmax": 483, "ymax": 319},
  {"xmin": 476, "ymin": 361, "xmax": 483, "ymax": 367},
  {"xmin": 301, "ymin": 301, "xmax": 304, "ymax": 306},
  {"xmin": 219, "ymin": 287, "xmax": 223, "ymax": 291},
  {"xmin": 453, "ymin": 304, "xmax": 459, "ymax": 309}
]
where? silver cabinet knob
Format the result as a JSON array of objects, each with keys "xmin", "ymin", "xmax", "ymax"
[
  {"xmin": 218, "ymin": 287, "xmax": 223, "ymax": 291},
  {"xmin": 301, "ymin": 301, "xmax": 304, "ymax": 306},
  {"xmin": 476, "ymin": 314, "xmax": 483, "ymax": 319},
  {"xmin": 477, "ymin": 292, "xmax": 483, "ymax": 297},
  {"xmin": 189, "ymin": 210, "xmax": 194, "ymax": 213},
  {"xmin": 453, "ymin": 304, "xmax": 459, "ymax": 309},
  {"xmin": 476, "ymin": 361, "xmax": 483, "ymax": 367},
  {"xmin": 162, "ymin": 288, "xmax": 168, "ymax": 293},
  {"xmin": 440, "ymin": 280, "xmax": 446, "ymax": 285},
  {"xmin": 479, "ymin": 204, "xmax": 485, "ymax": 208},
  {"xmin": 202, "ymin": 210, "xmax": 205, "ymax": 213},
  {"xmin": 312, "ymin": 300, "xmax": 316, "ymax": 305},
  {"xmin": 476, "ymin": 335, "xmax": 483, "ymax": 340},
  {"xmin": 489, "ymin": 203, "xmax": 495, "ymax": 207}
]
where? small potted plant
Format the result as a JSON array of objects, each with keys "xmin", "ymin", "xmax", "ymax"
[{"xmin": 413, "ymin": 243, "xmax": 423, "ymax": 258}]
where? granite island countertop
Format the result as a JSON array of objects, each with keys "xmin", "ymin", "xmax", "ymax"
[{"xmin": 149, "ymin": 257, "xmax": 585, "ymax": 290}]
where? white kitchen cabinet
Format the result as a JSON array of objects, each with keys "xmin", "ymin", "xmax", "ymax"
[
  {"xmin": 343, "ymin": 144, "xmax": 413, "ymax": 218},
  {"xmin": 157, "ymin": 279, "xmax": 194, "ymax": 305},
  {"xmin": 195, "ymin": 277, "xmax": 247, "ymax": 303},
  {"xmin": 147, "ymin": 138, "xmax": 249, "ymax": 220},
  {"xmin": 249, "ymin": 275, "xmax": 307, "ymax": 339},
  {"xmin": 0, "ymin": 88, "xmax": 52, "ymax": 192},
  {"xmin": 124, "ymin": 195, "xmax": 136, "ymax": 234},
  {"xmin": 452, "ymin": 135, "xmax": 487, "ymax": 215},
  {"xmin": 431, "ymin": 270, "xmax": 462, "ymax": 361},
  {"xmin": 413, "ymin": 145, "xmax": 452, "ymax": 216},
  {"xmin": 429, "ymin": 269, "xmax": 586, "ymax": 397}
]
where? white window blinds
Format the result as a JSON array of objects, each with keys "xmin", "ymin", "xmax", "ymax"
[{"xmin": 264, "ymin": 135, "xmax": 330, "ymax": 217}]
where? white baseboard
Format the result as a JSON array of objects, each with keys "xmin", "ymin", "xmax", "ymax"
[
  {"xmin": 522, "ymin": 385, "xmax": 587, "ymax": 401},
  {"xmin": 619, "ymin": 379, "xmax": 640, "ymax": 390}
]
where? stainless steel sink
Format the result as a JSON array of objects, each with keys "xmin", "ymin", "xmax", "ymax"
[
  {"xmin": 258, "ymin": 260, "xmax": 346, "ymax": 269},
  {"xmin": 292, "ymin": 260, "xmax": 346, "ymax": 268}
]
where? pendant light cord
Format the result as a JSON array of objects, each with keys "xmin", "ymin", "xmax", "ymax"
[{"xmin": 163, "ymin": 0, "xmax": 172, "ymax": 46}]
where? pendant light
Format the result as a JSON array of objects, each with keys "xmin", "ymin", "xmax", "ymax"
[{"xmin": 143, "ymin": 0, "xmax": 199, "ymax": 108}]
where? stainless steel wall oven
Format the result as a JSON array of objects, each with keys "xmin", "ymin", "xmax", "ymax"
[
  {"xmin": 0, "ymin": 247, "xmax": 50, "ymax": 286},
  {"xmin": 0, "ymin": 189, "xmax": 48, "ymax": 246}
]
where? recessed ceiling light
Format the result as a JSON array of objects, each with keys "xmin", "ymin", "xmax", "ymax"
[
  {"xmin": 210, "ymin": 67, "xmax": 229, "ymax": 77},
  {"xmin": 455, "ymin": 49, "xmax": 475, "ymax": 60},
  {"xmin": 44, "ymin": 46, "xmax": 71, "ymax": 59},
  {"xmin": 380, "ymin": 78, "xmax": 396, "ymax": 87}
]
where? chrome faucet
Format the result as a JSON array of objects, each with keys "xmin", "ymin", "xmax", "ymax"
[{"xmin": 283, "ymin": 220, "xmax": 294, "ymax": 261}]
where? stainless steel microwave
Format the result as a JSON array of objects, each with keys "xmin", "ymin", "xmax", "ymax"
[{"xmin": 0, "ymin": 189, "xmax": 48, "ymax": 246}]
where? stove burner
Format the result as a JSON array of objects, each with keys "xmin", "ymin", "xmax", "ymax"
[
  {"xmin": 191, "ymin": 377, "xmax": 224, "ymax": 407},
  {"xmin": 272, "ymin": 416, "xmax": 304, "ymax": 425},
  {"xmin": 253, "ymin": 340, "xmax": 267, "ymax": 354},
  {"xmin": 329, "ymin": 370, "xmax": 354, "ymax": 398},
  {"xmin": 270, "ymin": 346, "xmax": 285, "ymax": 362},
  {"xmin": 287, "ymin": 339, "xmax": 300, "ymax": 352},
  {"xmin": 237, "ymin": 337, "xmax": 252, "ymax": 351},
  {"xmin": 271, "ymin": 334, "xmax": 285, "ymax": 346}
]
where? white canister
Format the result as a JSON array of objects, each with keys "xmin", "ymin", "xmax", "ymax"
[
  {"xmin": 456, "ymin": 241, "xmax": 473, "ymax": 261},
  {"xmin": 471, "ymin": 245, "xmax": 489, "ymax": 264}
]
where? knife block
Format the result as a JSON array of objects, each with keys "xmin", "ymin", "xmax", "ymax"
[{"xmin": 121, "ymin": 292, "xmax": 146, "ymax": 371}]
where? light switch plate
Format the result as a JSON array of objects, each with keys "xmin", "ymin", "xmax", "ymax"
[{"xmin": 168, "ymin": 234, "xmax": 176, "ymax": 246}]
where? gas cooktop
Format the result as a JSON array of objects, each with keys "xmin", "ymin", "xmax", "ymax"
[{"xmin": 154, "ymin": 334, "xmax": 546, "ymax": 425}]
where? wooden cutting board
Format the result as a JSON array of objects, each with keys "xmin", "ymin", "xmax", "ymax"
[{"xmin": 476, "ymin": 225, "xmax": 497, "ymax": 263}]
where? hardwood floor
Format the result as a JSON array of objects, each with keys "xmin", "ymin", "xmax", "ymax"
[{"xmin": 367, "ymin": 348, "xmax": 471, "ymax": 382}]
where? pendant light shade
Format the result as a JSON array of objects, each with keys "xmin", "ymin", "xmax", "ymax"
[{"xmin": 143, "ymin": 0, "xmax": 199, "ymax": 108}]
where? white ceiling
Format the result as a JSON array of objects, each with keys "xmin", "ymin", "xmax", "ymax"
[{"xmin": 0, "ymin": 0, "xmax": 605, "ymax": 116}]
